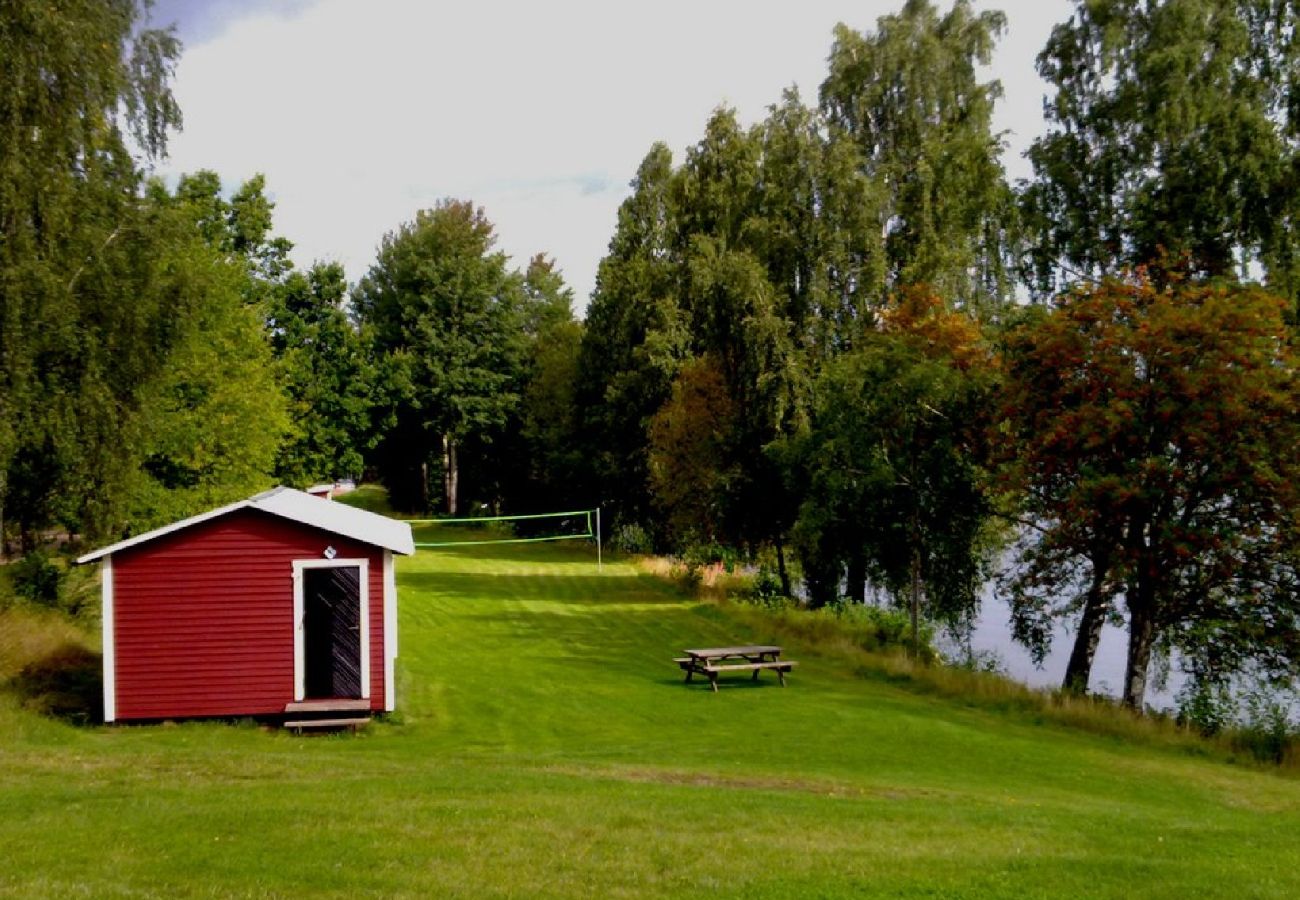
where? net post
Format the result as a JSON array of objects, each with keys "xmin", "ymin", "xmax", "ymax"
[{"xmin": 596, "ymin": 507, "xmax": 602, "ymax": 571}]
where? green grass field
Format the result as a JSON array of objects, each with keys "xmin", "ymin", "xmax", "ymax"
[{"xmin": 3, "ymin": 520, "xmax": 1300, "ymax": 897}]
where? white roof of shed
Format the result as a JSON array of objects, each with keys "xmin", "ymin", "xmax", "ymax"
[{"xmin": 76, "ymin": 486, "xmax": 415, "ymax": 563}]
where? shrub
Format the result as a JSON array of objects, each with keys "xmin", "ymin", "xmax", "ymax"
[
  {"xmin": 946, "ymin": 646, "xmax": 1007, "ymax": 677},
  {"xmin": 731, "ymin": 600, "xmax": 937, "ymax": 661},
  {"xmin": 11, "ymin": 550, "xmax": 64, "ymax": 608},
  {"xmin": 734, "ymin": 564, "xmax": 788, "ymax": 609},
  {"xmin": 1177, "ymin": 681, "xmax": 1234, "ymax": 737},
  {"xmin": 1231, "ymin": 693, "xmax": 1296, "ymax": 765},
  {"xmin": 681, "ymin": 541, "xmax": 736, "ymax": 572},
  {"xmin": 610, "ymin": 523, "xmax": 652, "ymax": 555}
]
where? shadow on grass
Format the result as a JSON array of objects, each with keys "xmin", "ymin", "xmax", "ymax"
[{"xmin": 7, "ymin": 643, "xmax": 103, "ymax": 724}]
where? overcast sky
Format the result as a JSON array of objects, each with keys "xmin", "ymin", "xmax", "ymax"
[{"xmin": 148, "ymin": 0, "xmax": 1075, "ymax": 311}]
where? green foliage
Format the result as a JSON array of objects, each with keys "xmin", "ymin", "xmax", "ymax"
[
  {"xmin": 123, "ymin": 201, "xmax": 289, "ymax": 529},
  {"xmin": 946, "ymin": 647, "xmax": 1008, "ymax": 677},
  {"xmin": 520, "ymin": 253, "xmax": 576, "ymax": 336},
  {"xmin": 355, "ymin": 200, "xmax": 526, "ymax": 514},
  {"xmin": 1023, "ymin": 0, "xmax": 1300, "ymax": 302},
  {"xmin": 510, "ymin": 255, "xmax": 586, "ymax": 514},
  {"xmin": 1232, "ymin": 692, "xmax": 1296, "ymax": 764},
  {"xmin": 1178, "ymin": 679, "xmax": 1235, "ymax": 736},
  {"xmin": 581, "ymin": 7, "xmax": 1015, "ymax": 583},
  {"xmin": 791, "ymin": 290, "xmax": 1001, "ymax": 643},
  {"xmin": 733, "ymin": 563, "xmax": 788, "ymax": 609},
  {"xmin": 0, "ymin": 0, "xmax": 184, "ymax": 544},
  {"xmin": 820, "ymin": 0, "xmax": 1016, "ymax": 309},
  {"xmin": 609, "ymin": 522, "xmax": 653, "ymax": 555},
  {"xmin": 0, "ymin": 8, "xmax": 298, "ymax": 547},
  {"xmin": 270, "ymin": 263, "xmax": 375, "ymax": 486},
  {"xmin": 169, "ymin": 170, "xmax": 294, "ymax": 285},
  {"xmin": 577, "ymin": 144, "xmax": 686, "ymax": 534},
  {"xmin": 730, "ymin": 595, "xmax": 936, "ymax": 660},
  {"xmin": 9, "ymin": 551, "xmax": 62, "ymax": 608}
]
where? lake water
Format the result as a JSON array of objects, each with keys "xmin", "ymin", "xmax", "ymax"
[{"xmin": 958, "ymin": 588, "xmax": 1187, "ymax": 712}]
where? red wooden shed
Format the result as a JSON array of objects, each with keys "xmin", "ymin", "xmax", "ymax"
[{"xmin": 77, "ymin": 487, "xmax": 415, "ymax": 723}]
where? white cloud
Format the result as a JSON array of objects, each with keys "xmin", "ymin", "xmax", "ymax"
[{"xmin": 159, "ymin": 0, "xmax": 1072, "ymax": 310}]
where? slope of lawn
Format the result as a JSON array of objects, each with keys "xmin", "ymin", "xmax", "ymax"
[{"xmin": 2, "ymin": 523, "xmax": 1300, "ymax": 898}]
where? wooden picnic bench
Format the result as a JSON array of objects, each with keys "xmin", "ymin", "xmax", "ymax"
[{"xmin": 675, "ymin": 645, "xmax": 798, "ymax": 692}]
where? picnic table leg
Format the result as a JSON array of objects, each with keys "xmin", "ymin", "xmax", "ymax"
[
  {"xmin": 778, "ymin": 668, "xmax": 787, "ymax": 687},
  {"xmin": 709, "ymin": 671, "xmax": 719, "ymax": 693},
  {"xmin": 684, "ymin": 666, "xmax": 693, "ymax": 683},
  {"xmin": 752, "ymin": 667, "xmax": 761, "ymax": 682}
]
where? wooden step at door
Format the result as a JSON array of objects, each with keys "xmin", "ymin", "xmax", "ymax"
[{"xmin": 283, "ymin": 699, "xmax": 371, "ymax": 714}]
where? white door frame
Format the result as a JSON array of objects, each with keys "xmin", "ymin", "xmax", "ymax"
[{"xmin": 293, "ymin": 558, "xmax": 370, "ymax": 702}]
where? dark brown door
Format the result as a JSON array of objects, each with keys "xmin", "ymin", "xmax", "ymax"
[{"xmin": 303, "ymin": 566, "xmax": 362, "ymax": 699}]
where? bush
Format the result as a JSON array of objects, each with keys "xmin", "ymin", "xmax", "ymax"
[
  {"xmin": 1177, "ymin": 681, "xmax": 1234, "ymax": 737},
  {"xmin": 11, "ymin": 550, "xmax": 64, "ymax": 608},
  {"xmin": 734, "ymin": 564, "xmax": 788, "ymax": 609},
  {"xmin": 1231, "ymin": 693, "xmax": 1296, "ymax": 765},
  {"xmin": 830, "ymin": 603, "xmax": 934, "ymax": 657},
  {"xmin": 610, "ymin": 523, "xmax": 652, "ymax": 555},
  {"xmin": 681, "ymin": 541, "xmax": 736, "ymax": 572},
  {"xmin": 946, "ymin": 646, "xmax": 1007, "ymax": 677},
  {"xmin": 731, "ymin": 599, "xmax": 937, "ymax": 662}
]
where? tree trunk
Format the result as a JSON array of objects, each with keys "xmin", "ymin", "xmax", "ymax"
[
  {"xmin": 441, "ymin": 434, "xmax": 458, "ymax": 515},
  {"xmin": 1062, "ymin": 567, "xmax": 1109, "ymax": 694},
  {"xmin": 1122, "ymin": 589, "xmax": 1156, "ymax": 710},
  {"xmin": 909, "ymin": 545, "xmax": 922, "ymax": 659},
  {"xmin": 845, "ymin": 552, "xmax": 866, "ymax": 605},
  {"xmin": 774, "ymin": 536, "xmax": 792, "ymax": 598},
  {"xmin": 420, "ymin": 461, "xmax": 430, "ymax": 514}
]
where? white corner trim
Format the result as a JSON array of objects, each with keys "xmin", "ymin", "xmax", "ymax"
[
  {"xmin": 292, "ymin": 558, "xmax": 370, "ymax": 702},
  {"xmin": 102, "ymin": 555, "xmax": 116, "ymax": 723},
  {"xmin": 383, "ymin": 550, "xmax": 396, "ymax": 712}
]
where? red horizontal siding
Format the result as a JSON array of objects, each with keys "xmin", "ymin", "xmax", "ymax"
[{"xmin": 111, "ymin": 508, "xmax": 386, "ymax": 721}]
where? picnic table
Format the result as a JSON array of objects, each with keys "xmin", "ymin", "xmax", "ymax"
[{"xmin": 674, "ymin": 645, "xmax": 797, "ymax": 692}]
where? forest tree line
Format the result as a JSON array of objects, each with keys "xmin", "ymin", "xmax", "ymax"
[{"xmin": 5, "ymin": 0, "xmax": 1300, "ymax": 711}]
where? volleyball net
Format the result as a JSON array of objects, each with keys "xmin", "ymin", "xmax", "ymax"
[{"xmin": 406, "ymin": 508, "xmax": 602, "ymax": 566}]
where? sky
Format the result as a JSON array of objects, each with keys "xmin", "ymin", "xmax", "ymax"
[{"xmin": 148, "ymin": 0, "xmax": 1075, "ymax": 311}]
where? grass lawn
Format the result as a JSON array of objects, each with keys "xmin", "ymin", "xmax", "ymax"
[{"xmin": 2, "ymin": 524, "xmax": 1300, "ymax": 897}]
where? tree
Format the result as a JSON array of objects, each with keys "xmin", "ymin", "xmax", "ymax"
[
  {"xmin": 510, "ymin": 255, "xmax": 584, "ymax": 513},
  {"xmin": 1022, "ymin": 0, "xmax": 1300, "ymax": 303},
  {"xmin": 0, "ymin": 0, "xmax": 181, "ymax": 545},
  {"xmin": 647, "ymin": 355, "xmax": 736, "ymax": 546},
  {"xmin": 792, "ymin": 289, "xmax": 998, "ymax": 649},
  {"xmin": 354, "ymin": 200, "xmax": 524, "ymax": 514},
  {"xmin": 269, "ymin": 262, "xmax": 375, "ymax": 487},
  {"xmin": 128, "ymin": 226, "xmax": 289, "ymax": 529},
  {"xmin": 576, "ymin": 144, "xmax": 687, "ymax": 536},
  {"xmin": 520, "ymin": 254, "xmax": 575, "ymax": 336},
  {"xmin": 171, "ymin": 170, "xmax": 294, "ymax": 285},
  {"xmin": 820, "ymin": 0, "xmax": 1016, "ymax": 310},
  {"xmin": 999, "ymin": 271, "xmax": 1300, "ymax": 707}
]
